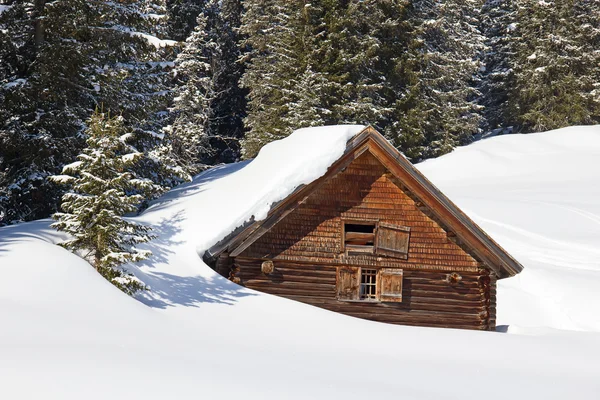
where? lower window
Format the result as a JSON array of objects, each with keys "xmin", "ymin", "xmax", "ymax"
[
  {"xmin": 336, "ymin": 266, "xmax": 403, "ymax": 302},
  {"xmin": 360, "ymin": 269, "xmax": 378, "ymax": 300}
]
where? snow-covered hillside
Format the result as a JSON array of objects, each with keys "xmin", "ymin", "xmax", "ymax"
[{"xmin": 1, "ymin": 125, "xmax": 600, "ymax": 399}]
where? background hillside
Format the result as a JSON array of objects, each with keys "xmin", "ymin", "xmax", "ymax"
[{"xmin": 1, "ymin": 125, "xmax": 599, "ymax": 399}]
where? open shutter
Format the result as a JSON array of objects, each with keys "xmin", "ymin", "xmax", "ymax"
[
  {"xmin": 336, "ymin": 266, "xmax": 360, "ymax": 301},
  {"xmin": 375, "ymin": 222, "xmax": 410, "ymax": 258},
  {"xmin": 378, "ymin": 268, "xmax": 403, "ymax": 302}
]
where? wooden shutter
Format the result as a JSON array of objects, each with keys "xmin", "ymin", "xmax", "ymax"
[
  {"xmin": 378, "ymin": 268, "xmax": 403, "ymax": 302},
  {"xmin": 336, "ymin": 266, "xmax": 360, "ymax": 301},
  {"xmin": 375, "ymin": 222, "xmax": 410, "ymax": 258}
]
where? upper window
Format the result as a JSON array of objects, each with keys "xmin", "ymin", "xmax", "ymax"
[
  {"xmin": 342, "ymin": 220, "xmax": 411, "ymax": 259},
  {"xmin": 343, "ymin": 222, "xmax": 376, "ymax": 254}
]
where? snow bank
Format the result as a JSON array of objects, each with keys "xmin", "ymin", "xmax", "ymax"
[
  {"xmin": 418, "ymin": 125, "xmax": 600, "ymax": 331},
  {"xmin": 1, "ymin": 125, "xmax": 600, "ymax": 399}
]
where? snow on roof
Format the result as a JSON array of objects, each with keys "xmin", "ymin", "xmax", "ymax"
[
  {"xmin": 226, "ymin": 125, "xmax": 365, "ymax": 222},
  {"xmin": 136, "ymin": 124, "xmax": 365, "ymax": 258}
]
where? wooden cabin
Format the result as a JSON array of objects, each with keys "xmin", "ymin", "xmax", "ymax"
[{"xmin": 205, "ymin": 126, "xmax": 523, "ymax": 330}]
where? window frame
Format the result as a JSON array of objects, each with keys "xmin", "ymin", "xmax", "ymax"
[
  {"xmin": 336, "ymin": 266, "xmax": 404, "ymax": 303},
  {"xmin": 341, "ymin": 218, "xmax": 379, "ymax": 255}
]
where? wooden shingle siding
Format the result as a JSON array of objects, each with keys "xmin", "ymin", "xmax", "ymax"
[{"xmin": 239, "ymin": 152, "xmax": 480, "ymax": 272}]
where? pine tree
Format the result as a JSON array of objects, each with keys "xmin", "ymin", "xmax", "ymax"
[
  {"xmin": 0, "ymin": 0, "xmax": 175, "ymax": 225},
  {"xmin": 479, "ymin": 0, "xmax": 518, "ymax": 132},
  {"xmin": 240, "ymin": 0, "xmax": 301, "ymax": 158},
  {"xmin": 167, "ymin": 11, "xmax": 214, "ymax": 174},
  {"xmin": 205, "ymin": 0, "xmax": 247, "ymax": 163},
  {"xmin": 166, "ymin": 0, "xmax": 206, "ymax": 41},
  {"xmin": 319, "ymin": 0, "xmax": 408, "ymax": 128},
  {"xmin": 240, "ymin": 0, "xmax": 410, "ymax": 158},
  {"xmin": 51, "ymin": 110, "xmax": 153, "ymax": 295},
  {"xmin": 166, "ymin": 0, "xmax": 246, "ymax": 168},
  {"xmin": 390, "ymin": 0, "xmax": 484, "ymax": 161},
  {"xmin": 507, "ymin": 0, "xmax": 600, "ymax": 132}
]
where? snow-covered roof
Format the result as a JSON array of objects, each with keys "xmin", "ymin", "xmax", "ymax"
[{"xmin": 205, "ymin": 125, "xmax": 524, "ymax": 279}]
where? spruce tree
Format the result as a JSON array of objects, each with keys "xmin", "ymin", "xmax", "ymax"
[
  {"xmin": 508, "ymin": 0, "xmax": 600, "ymax": 132},
  {"xmin": 240, "ymin": 0, "xmax": 301, "ymax": 158},
  {"xmin": 479, "ymin": 0, "xmax": 518, "ymax": 132},
  {"xmin": 391, "ymin": 0, "xmax": 484, "ymax": 161},
  {"xmin": 51, "ymin": 110, "xmax": 153, "ymax": 295},
  {"xmin": 166, "ymin": 0, "xmax": 246, "ymax": 168},
  {"xmin": 166, "ymin": 0, "xmax": 206, "ymax": 41},
  {"xmin": 0, "ymin": 0, "xmax": 174, "ymax": 225},
  {"xmin": 206, "ymin": 0, "xmax": 247, "ymax": 163},
  {"xmin": 167, "ymin": 11, "xmax": 214, "ymax": 174},
  {"xmin": 240, "ymin": 0, "xmax": 410, "ymax": 158}
]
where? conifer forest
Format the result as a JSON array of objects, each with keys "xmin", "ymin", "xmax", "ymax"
[{"xmin": 1, "ymin": 0, "xmax": 599, "ymax": 230}]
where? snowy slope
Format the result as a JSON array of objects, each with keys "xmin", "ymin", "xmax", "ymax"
[
  {"xmin": 1, "ymin": 125, "xmax": 600, "ymax": 399},
  {"xmin": 418, "ymin": 125, "xmax": 600, "ymax": 332}
]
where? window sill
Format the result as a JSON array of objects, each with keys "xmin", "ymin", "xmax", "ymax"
[{"xmin": 338, "ymin": 299, "xmax": 381, "ymax": 303}]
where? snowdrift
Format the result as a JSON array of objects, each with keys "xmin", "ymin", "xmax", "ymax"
[{"xmin": 1, "ymin": 125, "xmax": 600, "ymax": 399}]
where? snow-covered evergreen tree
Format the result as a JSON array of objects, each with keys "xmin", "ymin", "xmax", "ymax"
[
  {"xmin": 241, "ymin": 0, "xmax": 410, "ymax": 158},
  {"xmin": 281, "ymin": 67, "xmax": 328, "ymax": 130},
  {"xmin": 0, "ymin": 0, "xmax": 175, "ymax": 225},
  {"xmin": 166, "ymin": 0, "xmax": 246, "ymax": 168},
  {"xmin": 240, "ymin": 0, "xmax": 301, "ymax": 158},
  {"xmin": 206, "ymin": 0, "xmax": 247, "ymax": 163},
  {"xmin": 390, "ymin": 0, "xmax": 484, "ymax": 161},
  {"xmin": 167, "ymin": 11, "xmax": 214, "ymax": 174},
  {"xmin": 507, "ymin": 0, "xmax": 600, "ymax": 132},
  {"xmin": 479, "ymin": 0, "xmax": 518, "ymax": 132},
  {"xmin": 51, "ymin": 110, "xmax": 153, "ymax": 295},
  {"xmin": 166, "ymin": 0, "xmax": 206, "ymax": 41},
  {"xmin": 319, "ymin": 0, "xmax": 407, "ymax": 128}
]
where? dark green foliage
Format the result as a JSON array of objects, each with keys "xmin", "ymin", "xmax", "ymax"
[
  {"xmin": 167, "ymin": 0, "xmax": 246, "ymax": 169},
  {"xmin": 166, "ymin": 0, "xmax": 206, "ymax": 41},
  {"xmin": 507, "ymin": 0, "xmax": 600, "ymax": 132},
  {"xmin": 479, "ymin": 0, "xmax": 518, "ymax": 131},
  {"xmin": 391, "ymin": 0, "xmax": 484, "ymax": 161},
  {"xmin": 0, "ymin": 0, "xmax": 174, "ymax": 225},
  {"xmin": 205, "ymin": 0, "xmax": 247, "ymax": 164},
  {"xmin": 51, "ymin": 110, "xmax": 153, "ymax": 295},
  {"xmin": 241, "ymin": 0, "xmax": 411, "ymax": 159}
]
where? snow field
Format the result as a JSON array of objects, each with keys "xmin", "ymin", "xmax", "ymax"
[{"xmin": 1, "ymin": 125, "xmax": 600, "ymax": 399}]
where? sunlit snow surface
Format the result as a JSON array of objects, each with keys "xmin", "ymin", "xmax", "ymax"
[{"xmin": 1, "ymin": 125, "xmax": 600, "ymax": 399}]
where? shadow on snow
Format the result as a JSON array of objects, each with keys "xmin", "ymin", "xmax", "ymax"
[{"xmin": 133, "ymin": 162, "xmax": 256, "ymax": 308}]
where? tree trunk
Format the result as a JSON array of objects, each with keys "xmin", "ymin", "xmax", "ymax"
[{"xmin": 33, "ymin": 0, "xmax": 46, "ymax": 51}]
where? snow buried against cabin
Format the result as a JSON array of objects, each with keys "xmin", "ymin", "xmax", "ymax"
[{"xmin": 1, "ymin": 125, "xmax": 600, "ymax": 399}]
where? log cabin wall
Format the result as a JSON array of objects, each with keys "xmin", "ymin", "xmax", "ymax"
[{"xmin": 230, "ymin": 151, "xmax": 497, "ymax": 330}]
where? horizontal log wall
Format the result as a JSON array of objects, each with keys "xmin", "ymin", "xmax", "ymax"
[{"xmin": 234, "ymin": 259, "xmax": 493, "ymax": 330}]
